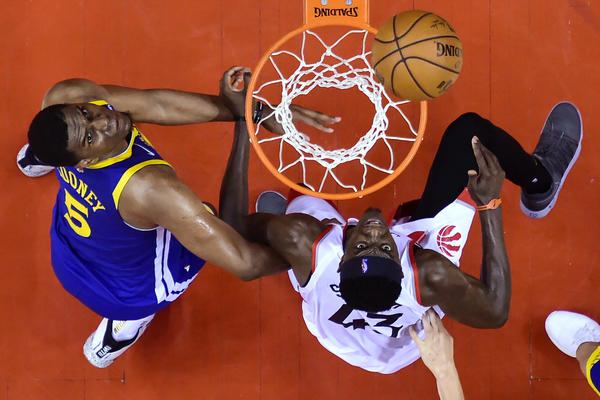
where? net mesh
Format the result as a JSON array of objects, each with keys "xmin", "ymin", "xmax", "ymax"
[{"xmin": 251, "ymin": 28, "xmax": 420, "ymax": 193}]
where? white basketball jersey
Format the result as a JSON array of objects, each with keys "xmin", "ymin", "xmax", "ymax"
[{"xmin": 287, "ymin": 195, "xmax": 475, "ymax": 374}]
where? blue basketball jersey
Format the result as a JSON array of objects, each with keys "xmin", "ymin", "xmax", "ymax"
[{"xmin": 50, "ymin": 100, "xmax": 205, "ymax": 320}]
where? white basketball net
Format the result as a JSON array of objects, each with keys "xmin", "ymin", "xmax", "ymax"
[{"xmin": 252, "ymin": 29, "xmax": 419, "ymax": 193}]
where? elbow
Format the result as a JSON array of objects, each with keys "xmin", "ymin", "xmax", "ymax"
[
  {"xmin": 488, "ymin": 312, "xmax": 509, "ymax": 329},
  {"xmin": 483, "ymin": 304, "xmax": 510, "ymax": 328},
  {"xmin": 238, "ymin": 269, "xmax": 260, "ymax": 282},
  {"xmin": 237, "ymin": 258, "xmax": 273, "ymax": 282},
  {"xmin": 236, "ymin": 261, "xmax": 262, "ymax": 281}
]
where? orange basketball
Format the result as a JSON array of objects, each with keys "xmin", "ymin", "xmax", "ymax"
[{"xmin": 371, "ymin": 10, "xmax": 463, "ymax": 101}]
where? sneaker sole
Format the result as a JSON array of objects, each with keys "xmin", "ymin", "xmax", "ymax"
[
  {"xmin": 16, "ymin": 144, "xmax": 54, "ymax": 178},
  {"xmin": 520, "ymin": 103, "xmax": 583, "ymax": 218},
  {"xmin": 255, "ymin": 191, "xmax": 287, "ymax": 214},
  {"xmin": 83, "ymin": 332, "xmax": 114, "ymax": 368},
  {"xmin": 83, "ymin": 321, "xmax": 151, "ymax": 368}
]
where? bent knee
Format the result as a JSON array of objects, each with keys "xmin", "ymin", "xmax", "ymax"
[{"xmin": 442, "ymin": 112, "xmax": 487, "ymax": 144}]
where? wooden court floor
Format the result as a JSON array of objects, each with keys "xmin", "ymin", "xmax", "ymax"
[{"xmin": 1, "ymin": 0, "xmax": 598, "ymax": 398}]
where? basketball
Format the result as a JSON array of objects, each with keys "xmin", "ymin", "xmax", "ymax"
[{"xmin": 371, "ymin": 10, "xmax": 463, "ymax": 101}]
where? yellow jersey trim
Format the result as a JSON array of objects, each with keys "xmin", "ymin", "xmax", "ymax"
[
  {"xmin": 112, "ymin": 160, "xmax": 172, "ymax": 209},
  {"xmin": 203, "ymin": 203, "xmax": 215, "ymax": 215},
  {"xmin": 586, "ymin": 345, "xmax": 600, "ymax": 396},
  {"xmin": 86, "ymin": 100, "xmax": 154, "ymax": 170},
  {"xmin": 87, "ymin": 126, "xmax": 142, "ymax": 169},
  {"xmin": 89, "ymin": 100, "xmax": 109, "ymax": 106}
]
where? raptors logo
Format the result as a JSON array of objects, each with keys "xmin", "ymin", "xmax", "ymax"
[{"xmin": 436, "ymin": 225, "xmax": 461, "ymax": 257}]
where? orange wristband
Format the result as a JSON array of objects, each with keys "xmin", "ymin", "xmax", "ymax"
[{"xmin": 476, "ymin": 198, "xmax": 502, "ymax": 211}]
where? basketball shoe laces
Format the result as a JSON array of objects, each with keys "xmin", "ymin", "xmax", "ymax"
[{"xmin": 533, "ymin": 119, "xmax": 579, "ymax": 191}]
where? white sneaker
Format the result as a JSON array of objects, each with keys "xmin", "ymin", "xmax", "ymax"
[
  {"xmin": 16, "ymin": 144, "xmax": 54, "ymax": 177},
  {"xmin": 83, "ymin": 317, "xmax": 152, "ymax": 368},
  {"xmin": 545, "ymin": 311, "xmax": 600, "ymax": 357}
]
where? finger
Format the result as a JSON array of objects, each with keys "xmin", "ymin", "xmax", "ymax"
[
  {"xmin": 471, "ymin": 136, "xmax": 489, "ymax": 173},
  {"xmin": 409, "ymin": 326, "xmax": 423, "ymax": 345},
  {"xmin": 222, "ymin": 69, "xmax": 236, "ymax": 90},
  {"xmin": 466, "ymin": 172, "xmax": 478, "ymax": 193},
  {"xmin": 294, "ymin": 106, "xmax": 341, "ymax": 125},
  {"xmin": 422, "ymin": 311, "xmax": 433, "ymax": 335},
  {"xmin": 226, "ymin": 66, "xmax": 245, "ymax": 82},
  {"xmin": 224, "ymin": 65, "xmax": 240, "ymax": 80},
  {"xmin": 478, "ymin": 142, "xmax": 503, "ymax": 175},
  {"xmin": 243, "ymin": 70, "xmax": 252, "ymax": 88},
  {"xmin": 427, "ymin": 309, "xmax": 442, "ymax": 332},
  {"xmin": 424, "ymin": 309, "xmax": 440, "ymax": 334},
  {"xmin": 437, "ymin": 319, "xmax": 450, "ymax": 336},
  {"xmin": 228, "ymin": 65, "xmax": 244, "ymax": 74},
  {"xmin": 296, "ymin": 114, "xmax": 335, "ymax": 133},
  {"xmin": 230, "ymin": 68, "xmax": 248, "ymax": 92},
  {"xmin": 231, "ymin": 77, "xmax": 244, "ymax": 92}
]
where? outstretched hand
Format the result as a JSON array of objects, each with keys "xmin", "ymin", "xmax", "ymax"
[
  {"xmin": 291, "ymin": 104, "xmax": 341, "ymax": 133},
  {"xmin": 219, "ymin": 66, "xmax": 340, "ymax": 135},
  {"xmin": 466, "ymin": 136, "xmax": 505, "ymax": 206},
  {"xmin": 261, "ymin": 103, "xmax": 341, "ymax": 135},
  {"xmin": 409, "ymin": 309, "xmax": 456, "ymax": 379}
]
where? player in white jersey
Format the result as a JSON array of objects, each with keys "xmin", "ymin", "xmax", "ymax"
[
  {"xmin": 282, "ymin": 191, "xmax": 475, "ymax": 373},
  {"xmin": 218, "ymin": 72, "xmax": 582, "ymax": 373}
]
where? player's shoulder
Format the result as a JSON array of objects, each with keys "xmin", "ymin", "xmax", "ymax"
[
  {"xmin": 126, "ymin": 163, "xmax": 179, "ymax": 192},
  {"xmin": 116, "ymin": 163, "xmax": 190, "ymax": 228},
  {"xmin": 284, "ymin": 212, "xmax": 330, "ymax": 239},
  {"xmin": 414, "ymin": 248, "xmax": 452, "ymax": 288}
]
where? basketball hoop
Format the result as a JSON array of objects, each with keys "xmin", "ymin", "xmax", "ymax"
[{"xmin": 245, "ymin": 0, "xmax": 428, "ymax": 200}]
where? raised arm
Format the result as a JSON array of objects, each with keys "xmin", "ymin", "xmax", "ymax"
[
  {"xmin": 42, "ymin": 78, "xmax": 234, "ymax": 124},
  {"xmin": 418, "ymin": 137, "xmax": 511, "ymax": 328},
  {"xmin": 217, "ymin": 68, "xmax": 329, "ymax": 285},
  {"xmin": 41, "ymin": 66, "xmax": 341, "ymax": 130}
]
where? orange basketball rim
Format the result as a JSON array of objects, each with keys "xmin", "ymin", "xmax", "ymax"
[{"xmin": 245, "ymin": 0, "xmax": 428, "ymax": 200}]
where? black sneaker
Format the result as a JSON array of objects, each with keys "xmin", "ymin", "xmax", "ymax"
[
  {"xmin": 16, "ymin": 144, "xmax": 54, "ymax": 177},
  {"xmin": 520, "ymin": 102, "xmax": 582, "ymax": 218},
  {"xmin": 255, "ymin": 191, "xmax": 287, "ymax": 215}
]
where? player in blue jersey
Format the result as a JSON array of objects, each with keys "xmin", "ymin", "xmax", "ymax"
[{"xmin": 19, "ymin": 66, "xmax": 340, "ymax": 368}]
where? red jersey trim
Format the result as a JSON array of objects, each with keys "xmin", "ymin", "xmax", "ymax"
[{"xmin": 408, "ymin": 242, "xmax": 422, "ymax": 304}]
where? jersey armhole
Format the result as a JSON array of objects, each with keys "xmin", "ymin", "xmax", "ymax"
[{"xmin": 112, "ymin": 160, "xmax": 172, "ymax": 209}]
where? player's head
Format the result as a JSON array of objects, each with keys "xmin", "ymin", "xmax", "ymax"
[
  {"xmin": 338, "ymin": 207, "xmax": 403, "ymax": 312},
  {"xmin": 28, "ymin": 103, "xmax": 132, "ymax": 168},
  {"xmin": 28, "ymin": 104, "xmax": 77, "ymax": 166}
]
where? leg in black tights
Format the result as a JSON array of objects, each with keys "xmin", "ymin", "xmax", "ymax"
[{"xmin": 410, "ymin": 113, "xmax": 551, "ymax": 221}]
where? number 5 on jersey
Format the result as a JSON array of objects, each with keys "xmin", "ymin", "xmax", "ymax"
[{"xmin": 63, "ymin": 189, "xmax": 91, "ymax": 237}]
